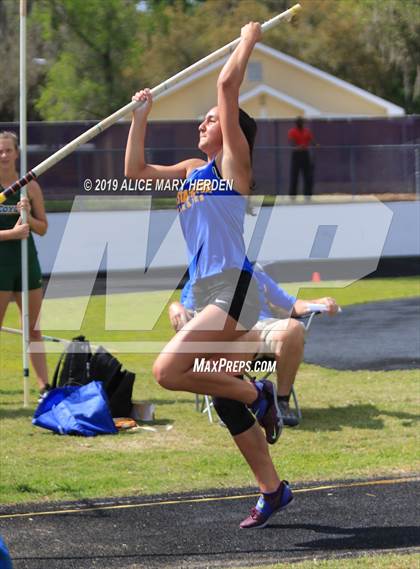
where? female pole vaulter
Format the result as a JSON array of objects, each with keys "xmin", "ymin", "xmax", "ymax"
[{"xmin": 125, "ymin": 22, "xmax": 292, "ymax": 528}]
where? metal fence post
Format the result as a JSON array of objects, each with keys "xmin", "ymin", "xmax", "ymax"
[
  {"xmin": 415, "ymin": 145, "xmax": 420, "ymax": 198},
  {"xmin": 350, "ymin": 145, "xmax": 356, "ymax": 199}
]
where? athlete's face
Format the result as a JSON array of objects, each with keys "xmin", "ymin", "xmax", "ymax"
[
  {"xmin": 198, "ymin": 107, "xmax": 223, "ymax": 156},
  {"xmin": 0, "ymin": 138, "xmax": 18, "ymax": 172}
]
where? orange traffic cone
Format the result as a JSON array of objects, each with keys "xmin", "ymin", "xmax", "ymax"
[{"xmin": 311, "ymin": 271, "xmax": 321, "ymax": 282}]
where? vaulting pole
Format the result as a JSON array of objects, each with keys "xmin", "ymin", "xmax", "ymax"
[{"xmin": 0, "ymin": 4, "xmax": 301, "ymax": 203}]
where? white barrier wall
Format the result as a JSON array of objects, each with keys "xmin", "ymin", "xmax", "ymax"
[{"xmin": 34, "ymin": 200, "xmax": 419, "ymax": 275}]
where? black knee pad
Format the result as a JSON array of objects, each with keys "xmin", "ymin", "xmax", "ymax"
[{"xmin": 212, "ymin": 396, "xmax": 255, "ymax": 436}]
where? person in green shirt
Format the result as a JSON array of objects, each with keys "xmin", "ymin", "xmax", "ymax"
[{"xmin": 0, "ymin": 131, "xmax": 50, "ymax": 400}]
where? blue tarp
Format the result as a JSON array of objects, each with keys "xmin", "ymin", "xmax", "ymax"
[
  {"xmin": 33, "ymin": 381, "xmax": 117, "ymax": 436},
  {"xmin": 0, "ymin": 535, "xmax": 13, "ymax": 569}
]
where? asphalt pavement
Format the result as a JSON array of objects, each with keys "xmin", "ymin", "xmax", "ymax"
[
  {"xmin": 304, "ymin": 297, "xmax": 420, "ymax": 371},
  {"xmin": 1, "ymin": 476, "xmax": 419, "ymax": 569}
]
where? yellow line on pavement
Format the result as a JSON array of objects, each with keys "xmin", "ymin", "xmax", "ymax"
[{"xmin": 0, "ymin": 476, "xmax": 418, "ymax": 520}]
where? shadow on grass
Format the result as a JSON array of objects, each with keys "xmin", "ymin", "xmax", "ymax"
[
  {"xmin": 6, "ymin": 481, "xmax": 87, "ymax": 503},
  {"xmin": 297, "ymin": 404, "xmax": 420, "ymax": 431},
  {"xmin": 149, "ymin": 398, "xmax": 196, "ymax": 406},
  {"xmin": 0, "ymin": 407, "xmax": 35, "ymax": 419},
  {"xmin": 0, "ymin": 412, "xmax": 177, "ymax": 431},
  {"xmin": 0, "ymin": 397, "xmax": 193, "ymax": 420},
  {"xmin": 0, "ymin": 389, "xmax": 24, "ymax": 396},
  {"xmin": 147, "ymin": 418, "xmax": 173, "ymax": 426}
]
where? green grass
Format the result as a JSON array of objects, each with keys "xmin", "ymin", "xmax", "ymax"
[
  {"xmin": 0, "ymin": 276, "xmax": 419, "ymax": 505},
  {"xmin": 246, "ymin": 553, "xmax": 420, "ymax": 569},
  {"xmin": 286, "ymin": 276, "xmax": 419, "ymax": 307},
  {"xmin": 45, "ymin": 197, "xmax": 178, "ymax": 212}
]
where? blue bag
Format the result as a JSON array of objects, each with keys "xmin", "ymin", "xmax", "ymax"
[
  {"xmin": 33, "ymin": 381, "xmax": 118, "ymax": 436},
  {"xmin": 0, "ymin": 535, "xmax": 13, "ymax": 569}
]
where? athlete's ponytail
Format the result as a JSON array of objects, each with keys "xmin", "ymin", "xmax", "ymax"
[
  {"xmin": 239, "ymin": 108, "xmax": 257, "ymax": 163},
  {"xmin": 239, "ymin": 108, "xmax": 257, "ymax": 194}
]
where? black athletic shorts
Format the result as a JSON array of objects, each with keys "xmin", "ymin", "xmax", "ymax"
[
  {"xmin": 192, "ymin": 268, "xmax": 260, "ymax": 330},
  {"xmin": 0, "ymin": 258, "xmax": 43, "ymax": 291}
]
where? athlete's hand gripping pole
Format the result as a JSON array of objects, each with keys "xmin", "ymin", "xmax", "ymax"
[{"xmin": 0, "ymin": 3, "xmax": 301, "ymax": 204}]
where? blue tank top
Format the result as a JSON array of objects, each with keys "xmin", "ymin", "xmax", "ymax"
[{"xmin": 177, "ymin": 159, "xmax": 253, "ymax": 283}]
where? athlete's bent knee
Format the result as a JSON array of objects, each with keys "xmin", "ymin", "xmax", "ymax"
[
  {"xmin": 290, "ymin": 320, "xmax": 305, "ymax": 346},
  {"xmin": 212, "ymin": 397, "xmax": 255, "ymax": 436},
  {"xmin": 152, "ymin": 360, "xmax": 178, "ymax": 390}
]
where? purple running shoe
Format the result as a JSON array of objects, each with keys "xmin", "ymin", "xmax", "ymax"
[
  {"xmin": 240, "ymin": 481, "xmax": 293, "ymax": 529},
  {"xmin": 249, "ymin": 379, "xmax": 283, "ymax": 444}
]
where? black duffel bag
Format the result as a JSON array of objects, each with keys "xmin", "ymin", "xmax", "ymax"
[{"xmin": 52, "ymin": 336, "xmax": 135, "ymax": 417}]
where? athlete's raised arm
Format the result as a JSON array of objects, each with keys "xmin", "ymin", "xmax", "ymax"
[
  {"xmin": 124, "ymin": 89, "xmax": 203, "ymax": 181},
  {"xmin": 216, "ymin": 22, "xmax": 261, "ymax": 195}
]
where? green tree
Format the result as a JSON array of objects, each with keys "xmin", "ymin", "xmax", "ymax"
[
  {"xmin": 6, "ymin": 0, "xmax": 417, "ymax": 121},
  {"xmin": 264, "ymin": 0, "xmax": 420, "ymax": 113},
  {"xmin": 33, "ymin": 0, "xmax": 142, "ymax": 120},
  {"xmin": 362, "ymin": 0, "xmax": 420, "ymax": 113},
  {"xmin": 0, "ymin": 0, "xmax": 49, "ymax": 121},
  {"xmin": 135, "ymin": 0, "xmax": 271, "ymax": 89}
]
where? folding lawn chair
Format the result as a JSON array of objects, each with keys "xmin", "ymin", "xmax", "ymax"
[
  {"xmin": 242, "ymin": 311, "xmax": 320, "ymax": 422},
  {"xmin": 195, "ymin": 393, "xmax": 215, "ymax": 423},
  {"xmin": 195, "ymin": 305, "xmax": 332, "ymax": 423}
]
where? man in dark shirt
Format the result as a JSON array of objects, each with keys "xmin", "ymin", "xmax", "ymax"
[{"xmin": 288, "ymin": 116, "xmax": 316, "ymax": 198}]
